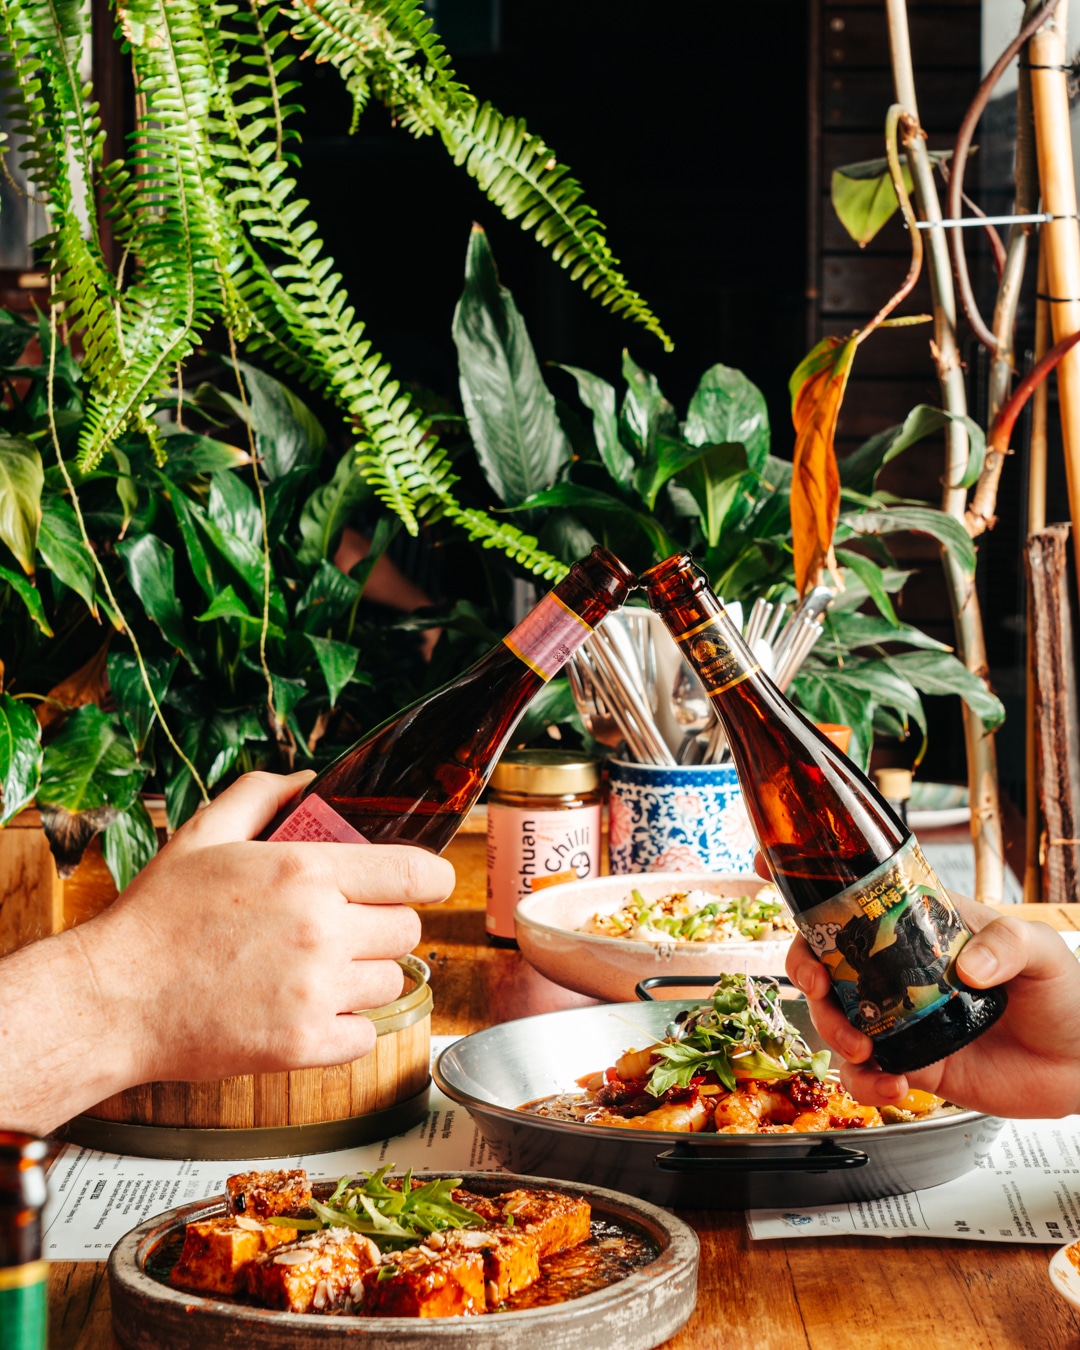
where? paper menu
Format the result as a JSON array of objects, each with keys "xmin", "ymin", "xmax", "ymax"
[
  {"xmin": 44, "ymin": 1036, "xmax": 503, "ymax": 1262},
  {"xmin": 747, "ymin": 1115, "xmax": 1080, "ymax": 1243}
]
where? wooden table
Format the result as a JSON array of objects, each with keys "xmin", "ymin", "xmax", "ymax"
[{"xmin": 46, "ymin": 835, "xmax": 1080, "ymax": 1349}]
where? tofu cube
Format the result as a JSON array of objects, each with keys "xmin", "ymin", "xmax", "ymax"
[
  {"xmin": 446, "ymin": 1228, "xmax": 541, "ymax": 1306},
  {"xmin": 361, "ymin": 1243, "xmax": 485, "ymax": 1318},
  {"xmin": 169, "ymin": 1215, "xmax": 297, "ymax": 1295},
  {"xmin": 246, "ymin": 1227, "xmax": 380, "ymax": 1314},
  {"xmin": 488, "ymin": 1189, "xmax": 591, "ymax": 1258},
  {"xmin": 225, "ymin": 1169, "xmax": 311, "ymax": 1220}
]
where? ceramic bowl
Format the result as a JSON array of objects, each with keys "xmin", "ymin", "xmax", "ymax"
[
  {"xmin": 1049, "ymin": 1240, "xmax": 1080, "ymax": 1311},
  {"xmin": 514, "ymin": 870, "xmax": 792, "ymax": 1002}
]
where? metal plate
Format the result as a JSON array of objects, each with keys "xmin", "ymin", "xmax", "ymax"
[
  {"xmin": 433, "ymin": 999, "xmax": 1003, "ymax": 1210},
  {"xmin": 107, "ymin": 1173, "xmax": 699, "ymax": 1350}
]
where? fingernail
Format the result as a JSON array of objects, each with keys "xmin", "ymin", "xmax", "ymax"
[
  {"xmin": 878, "ymin": 1075, "xmax": 907, "ymax": 1102},
  {"xmin": 790, "ymin": 965, "xmax": 812, "ymax": 995},
  {"xmin": 958, "ymin": 944, "xmax": 998, "ymax": 984}
]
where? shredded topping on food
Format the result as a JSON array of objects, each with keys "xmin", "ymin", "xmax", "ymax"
[{"xmin": 578, "ymin": 886, "xmax": 796, "ymax": 944}]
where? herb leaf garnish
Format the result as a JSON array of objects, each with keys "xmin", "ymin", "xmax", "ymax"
[{"xmin": 301, "ymin": 1167, "xmax": 485, "ymax": 1247}]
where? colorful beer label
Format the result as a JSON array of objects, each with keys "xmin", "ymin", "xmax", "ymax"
[
  {"xmin": 486, "ymin": 802, "xmax": 601, "ymax": 939},
  {"xmin": 502, "ymin": 593, "xmax": 592, "ymax": 682},
  {"xmin": 268, "ymin": 794, "xmax": 369, "ymax": 844},
  {"xmin": 0, "ymin": 1261, "xmax": 48, "ymax": 1350},
  {"xmin": 793, "ymin": 838, "xmax": 972, "ymax": 1041},
  {"xmin": 673, "ymin": 613, "xmax": 759, "ymax": 696}
]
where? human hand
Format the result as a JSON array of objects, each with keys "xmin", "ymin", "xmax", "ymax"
[
  {"xmin": 785, "ymin": 895, "xmax": 1080, "ymax": 1118},
  {"xmin": 77, "ymin": 770, "xmax": 454, "ymax": 1087}
]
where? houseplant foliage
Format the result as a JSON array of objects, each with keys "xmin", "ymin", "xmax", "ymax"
[
  {"xmin": 0, "ymin": 0, "xmax": 666, "ymax": 574},
  {"xmin": 0, "ymin": 312, "xmax": 496, "ymax": 885},
  {"xmin": 452, "ymin": 228, "xmax": 1004, "ymax": 768}
]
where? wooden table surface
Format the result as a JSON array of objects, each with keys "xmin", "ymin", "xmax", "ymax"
[{"xmin": 46, "ymin": 833, "xmax": 1080, "ymax": 1349}]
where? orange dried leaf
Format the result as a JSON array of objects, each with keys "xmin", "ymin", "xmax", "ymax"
[{"xmin": 789, "ymin": 335, "xmax": 858, "ymax": 597}]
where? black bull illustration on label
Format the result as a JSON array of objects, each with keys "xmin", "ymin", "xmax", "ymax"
[{"xmin": 833, "ymin": 896, "xmax": 964, "ymax": 1027}]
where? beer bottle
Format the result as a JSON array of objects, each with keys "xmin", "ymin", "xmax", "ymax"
[
  {"xmin": 263, "ymin": 547, "xmax": 634, "ymax": 853},
  {"xmin": 642, "ymin": 553, "xmax": 1007, "ymax": 1075},
  {"xmin": 0, "ymin": 1132, "xmax": 47, "ymax": 1350}
]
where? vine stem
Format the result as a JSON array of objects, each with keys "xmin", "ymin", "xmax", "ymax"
[
  {"xmin": 856, "ymin": 104, "xmax": 923, "ymax": 344},
  {"xmin": 45, "ymin": 301, "xmax": 209, "ymax": 806},
  {"xmin": 886, "ymin": 0, "xmax": 1004, "ymax": 903},
  {"xmin": 224, "ymin": 327, "xmax": 279, "ymax": 738}
]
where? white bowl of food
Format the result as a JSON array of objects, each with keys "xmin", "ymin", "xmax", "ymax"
[{"xmin": 514, "ymin": 871, "xmax": 795, "ymax": 1002}]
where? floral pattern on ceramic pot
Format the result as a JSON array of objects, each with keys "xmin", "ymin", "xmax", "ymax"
[{"xmin": 607, "ymin": 761, "xmax": 758, "ymax": 875}]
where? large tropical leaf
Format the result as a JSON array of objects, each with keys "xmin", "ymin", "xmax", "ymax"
[
  {"xmin": 38, "ymin": 495, "xmax": 97, "ymax": 615},
  {"xmin": 684, "ymin": 365, "xmax": 770, "ymax": 475},
  {"xmin": 835, "ymin": 506, "xmax": 977, "ymax": 576},
  {"xmin": 297, "ymin": 448, "xmax": 375, "ymax": 566},
  {"xmin": 885, "ymin": 650, "xmax": 1005, "ymax": 729},
  {"xmin": 0, "ymin": 435, "xmax": 43, "ymax": 573},
  {"xmin": 233, "ymin": 357, "xmax": 326, "ymax": 480},
  {"xmin": 556, "ymin": 364, "xmax": 634, "ymax": 488},
  {"xmin": 102, "ymin": 797, "xmax": 159, "ymax": 891},
  {"xmin": 0, "ymin": 690, "xmax": 42, "ymax": 825},
  {"xmin": 116, "ymin": 534, "xmax": 193, "ymax": 661},
  {"xmin": 620, "ymin": 351, "xmax": 675, "ymax": 458},
  {"xmin": 452, "ymin": 226, "xmax": 571, "ymax": 506},
  {"xmin": 0, "ymin": 564, "xmax": 53, "ymax": 635},
  {"xmin": 37, "ymin": 705, "xmax": 148, "ymax": 814},
  {"xmin": 789, "ymin": 335, "xmax": 857, "ymax": 596},
  {"xmin": 839, "ymin": 404, "xmax": 986, "ymax": 496},
  {"xmin": 674, "ymin": 443, "xmax": 749, "ymax": 548},
  {"xmin": 307, "ymin": 634, "xmax": 360, "ymax": 706},
  {"xmin": 107, "ymin": 651, "xmax": 178, "ymax": 752}
]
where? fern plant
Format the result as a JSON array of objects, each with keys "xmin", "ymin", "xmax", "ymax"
[{"xmin": 0, "ymin": 0, "xmax": 666, "ymax": 578}]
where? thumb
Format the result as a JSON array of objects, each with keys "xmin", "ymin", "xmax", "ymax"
[
  {"xmin": 955, "ymin": 915, "xmax": 1061, "ymax": 988},
  {"xmin": 171, "ymin": 770, "xmax": 316, "ymax": 849}
]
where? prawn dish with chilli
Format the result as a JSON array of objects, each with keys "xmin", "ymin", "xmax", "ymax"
[{"xmin": 522, "ymin": 974, "xmax": 952, "ymax": 1134}]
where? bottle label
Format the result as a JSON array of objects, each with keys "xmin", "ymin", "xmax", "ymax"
[
  {"xmin": 0, "ymin": 1261, "xmax": 48, "ymax": 1350},
  {"xmin": 268, "ymin": 795, "xmax": 369, "ymax": 844},
  {"xmin": 486, "ymin": 802, "xmax": 601, "ymax": 939},
  {"xmin": 674, "ymin": 614, "xmax": 760, "ymax": 695},
  {"xmin": 502, "ymin": 593, "xmax": 592, "ymax": 682},
  {"xmin": 793, "ymin": 838, "xmax": 972, "ymax": 1042}
]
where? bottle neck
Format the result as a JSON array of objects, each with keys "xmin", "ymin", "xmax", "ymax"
[{"xmin": 501, "ymin": 590, "xmax": 596, "ymax": 682}]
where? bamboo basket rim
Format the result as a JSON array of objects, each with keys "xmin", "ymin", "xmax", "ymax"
[{"xmin": 360, "ymin": 955, "xmax": 432, "ymax": 1035}]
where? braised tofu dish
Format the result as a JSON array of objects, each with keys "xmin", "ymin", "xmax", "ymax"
[
  {"xmin": 162, "ymin": 1168, "xmax": 655, "ymax": 1318},
  {"xmin": 524, "ymin": 973, "xmax": 952, "ymax": 1134}
]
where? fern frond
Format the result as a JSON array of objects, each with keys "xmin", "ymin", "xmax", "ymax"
[
  {"xmin": 427, "ymin": 499, "xmax": 567, "ymax": 581},
  {"xmin": 361, "ymin": 0, "xmax": 473, "ymax": 112}
]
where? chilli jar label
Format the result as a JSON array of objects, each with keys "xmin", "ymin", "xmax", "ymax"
[
  {"xmin": 794, "ymin": 838, "xmax": 972, "ymax": 1041},
  {"xmin": 673, "ymin": 615, "xmax": 759, "ymax": 696},
  {"xmin": 486, "ymin": 803, "xmax": 601, "ymax": 939},
  {"xmin": 502, "ymin": 593, "xmax": 592, "ymax": 682},
  {"xmin": 268, "ymin": 794, "xmax": 370, "ymax": 844}
]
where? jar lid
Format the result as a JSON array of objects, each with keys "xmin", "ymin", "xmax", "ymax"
[
  {"xmin": 873, "ymin": 767, "xmax": 913, "ymax": 801},
  {"xmin": 490, "ymin": 749, "xmax": 600, "ymax": 795}
]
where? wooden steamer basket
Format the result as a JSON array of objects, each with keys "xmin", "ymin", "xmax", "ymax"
[{"xmin": 66, "ymin": 955, "xmax": 432, "ymax": 1159}]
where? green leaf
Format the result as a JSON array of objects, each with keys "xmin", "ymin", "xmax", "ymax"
[
  {"xmin": 38, "ymin": 496, "xmax": 96, "ymax": 615},
  {"xmin": 619, "ymin": 351, "xmax": 675, "ymax": 458},
  {"xmin": 0, "ymin": 691, "xmax": 42, "ymax": 825},
  {"xmin": 297, "ymin": 448, "xmax": 375, "ymax": 566},
  {"xmin": 307, "ymin": 635, "xmax": 360, "ymax": 706},
  {"xmin": 556, "ymin": 364, "xmax": 635, "ymax": 487},
  {"xmin": 823, "ymin": 610, "xmax": 951, "ymax": 652},
  {"xmin": 831, "ymin": 156, "xmax": 914, "ymax": 247},
  {"xmin": 232, "ymin": 358, "xmax": 327, "ymax": 480},
  {"xmin": 511, "ymin": 483, "xmax": 679, "ymax": 559},
  {"xmin": 107, "ymin": 652, "xmax": 178, "ymax": 753},
  {"xmin": 885, "ymin": 651, "xmax": 1005, "ymax": 730},
  {"xmin": 208, "ymin": 469, "xmax": 261, "ymax": 546},
  {"xmin": 0, "ymin": 436, "xmax": 43, "ymax": 573},
  {"xmin": 834, "ymin": 548, "xmax": 901, "ymax": 626},
  {"xmin": 102, "ymin": 797, "xmax": 159, "ymax": 891},
  {"xmin": 684, "ymin": 365, "xmax": 770, "ymax": 474},
  {"xmin": 839, "ymin": 405, "xmax": 986, "ymax": 495},
  {"xmin": 512, "ymin": 674, "xmax": 579, "ymax": 744},
  {"xmin": 673, "ymin": 443, "xmax": 749, "ymax": 548},
  {"xmin": 835, "ymin": 507, "xmax": 976, "ymax": 577},
  {"xmin": 452, "ymin": 227, "xmax": 571, "ymax": 506},
  {"xmin": 165, "ymin": 761, "xmax": 202, "ymax": 832},
  {"xmin": 295, "ymin": 560, "xmax": 362, "ymax": 634},
  {"xmin": 0, "ymin": 565, "xmax": 53, "ymax": 635},
  {"xmin": 38, "ymin": 705, "xmax": 148, "ymax": 814},
  {"xmin": 116, "ymin": 535, "xmax": 193, "ymax": 662},
  {"xmin": 155, "ymin": 430, "xmax": 250, "ymax": 481},
  {"xmin": 195, "ymin": 585, "xmax": 285, "ymax": 645}
]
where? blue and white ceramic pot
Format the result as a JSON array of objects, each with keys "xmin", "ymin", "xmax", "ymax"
[{"xmin": 607, "ymin": 760, "xmax": 758, "ymax": 875}]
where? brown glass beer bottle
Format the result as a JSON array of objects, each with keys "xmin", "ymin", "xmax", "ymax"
[
  {"xmin": 0, "ymin": 1132, "xmax": 48, "ymax": 1350},
  {"xmin": 642, "ymin": 553, "xmax": 1006, "ymax": 1075},
  {"xmin": 263, "ymin": 547, "xmax": 634, "ymax": 854}
]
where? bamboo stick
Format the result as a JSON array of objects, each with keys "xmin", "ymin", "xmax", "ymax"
[
  {"xmin": 1029, "ymin": 6, "xmax": 1080, "ymax": 581},
  {"xmin": 885, "ymin": 0, "xmax": 1005, "ymax": 902},
  {"xmin": 1025, "ymin": 244, "xmax": 1051, "ymax": 901}
]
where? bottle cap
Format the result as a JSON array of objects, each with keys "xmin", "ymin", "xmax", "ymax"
[
  {"xmin": 490, "ymin": 749, "xmax": 601, "ymax": 796},
  {"xmin": 873, "ymin": 767, "xmax": 913, "ymax": 801}
]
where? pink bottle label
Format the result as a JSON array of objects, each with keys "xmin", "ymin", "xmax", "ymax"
[
  {"xmin": 486, "ymin": 802, "xmax": 601, "ymax": 939},
  {"xmin": 502, "ymin": 593, "xmax": 592, "ymax": 682},
  {"xmin": 268, "ymin": 794, "xmax": 369, "ymax": 843}
]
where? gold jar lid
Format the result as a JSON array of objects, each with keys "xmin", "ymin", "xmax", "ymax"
[
  {"xmin": 873, "ymin": 767, "xmax": 913, "ymax": 801},
  {"xmin": 490, "ymin": 749, "xmax": 601, "ymax": 796}
]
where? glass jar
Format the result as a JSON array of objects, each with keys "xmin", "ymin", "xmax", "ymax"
[
  {"xmin": 873, "ymin": 767, "xmax": 912, "ymax": 827},
  {"xmin": 486, "ymin": 750, "xmax": 603, "ymax": 947},
  {"xmin": 0, "ymin": 1132, "xmax": 48, "ymax": 1350}
]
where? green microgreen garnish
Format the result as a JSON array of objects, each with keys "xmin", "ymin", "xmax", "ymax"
[
  {"xmin": 645, "ymin": 973, "xmax": 831, "ymax": 1096},
  {"xmin": 304, "ymin": 1167, "xmax": 485, "ymax": 1248},
  {"xmin": 267, "ymin": 1216, "xmax": 322, "ymax": 1230}
]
